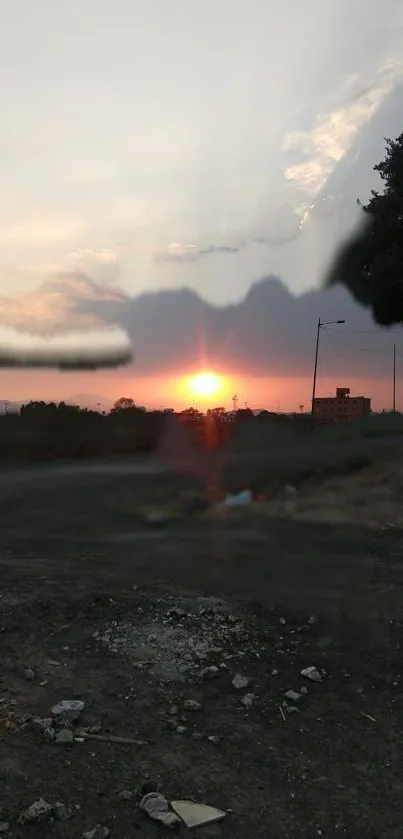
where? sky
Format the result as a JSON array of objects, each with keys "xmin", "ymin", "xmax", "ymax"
[{"xmin": 1, "ymin": 1, "xmax": 403, "ymax": 408}]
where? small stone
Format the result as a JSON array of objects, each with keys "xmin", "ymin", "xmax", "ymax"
[
  {"xmin": 192, "ymin": 732, "xmax": 204, "ymax": 740},
  {"xmin": 284, "ymin": 690, "xmax": 301, "ymax": 702},
  {"xmin": 44, "ymin": 726, "xmax": 56, "ymax": 742},
  {"xmin": 24, "ymin": 668, "xmax": 35, "ymax": 681},
  {"xmin": 118, "ymin": 790, "xmax": 133, "ymax": 800},
  {"xmin": 0, "ymin": 823, "xmax": 10, "ymax": 833},
  {"xmin": 208, "ymin": 735, "xmax": 221, "ymax": 745},
  {"xmin": 184, "ymin": 700, "xmax": 202, "ymax": 711},
  {"xmin": 271, "ymin": 669, "xmax": 279, "ymax": 676},
  {"xmin": 300, "ymin": 686, "xmax": 308, "ymax": 695},
  {"xmin": 56, "ymin": 728, "xmax": 74, "ymax": 746},
  {"xmin": 241, "ymin": 693, "xmax": 255, "ymax": 707},
  {"xmin": 200, "ymin": 666, "xmax": 219, "ymax": 679},
  {"xmin": 32, "ymin": 716, "xmax": 53, "ymax": 734},
  {"xmin": 170, "ymin": 705, "xmax": 179, "ymax": 716},
  {"xmin": 232, "ymin": 674, "xmax": 249, "ymax": 690},
  {"xmin": 51, "ymin": 699, "xmax": 85, "ymax": 723},
  {"xmin": 308, "ymin": 615, "xmax": 318, "ymax": 625},
  {"xmin": 89, "ymin": 724, "xmax": 102, "ymax": 734},
  {"xmin": 54, "ymin": 802, "xmax": 74, "ymax": 821},
  {"xmin": 176, "ymin": 725, "xmax": 187, "ymax": 734},
  {"xmin": 47, "ymin": 659, "xmax": 62, "ymax": 667},
  {"xmin": 39, "ymin": 680, "xmax": 48, "ymax": 687},
  {"xmin": 83, "ymin": 826, "xmax": 110, "ymax": 839},
  {"xmin": 18, "ymin": 799, "xmax": 54, "ymax": 824},
  {"xmin": 301, "ymin": 666, "xmax": 323, "ymax": 682}
]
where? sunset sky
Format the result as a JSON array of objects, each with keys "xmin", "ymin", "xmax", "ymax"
[{"xmin": 1, "ymin": 1, "xmax": 403, "ymax": 411}]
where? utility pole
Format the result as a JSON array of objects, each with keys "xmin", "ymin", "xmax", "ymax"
[
  {"xmin": 311, "ymin": 318, "xmax": 345, "ymax": 429},
  {"xmin": 393, "ymin": 343, "xmax": 396, "ymax": 413},
  {"xmin": 232, "ymin": 394, "xmax": 238, "ymax": 412}
]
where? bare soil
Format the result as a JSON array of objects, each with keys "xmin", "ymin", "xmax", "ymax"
[{"xmin": 0, "ymin": 454, "xmax": 403, "ymax": 839}]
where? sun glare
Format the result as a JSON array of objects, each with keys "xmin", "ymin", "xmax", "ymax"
[{"xmin": 186, "ymin": 371, "xmax": 223, "ymax": 400}]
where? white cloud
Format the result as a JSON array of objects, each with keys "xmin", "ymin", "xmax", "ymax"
[{"xmin": 284, "ymin": 57, "xmax": 403, "ymax": 195}]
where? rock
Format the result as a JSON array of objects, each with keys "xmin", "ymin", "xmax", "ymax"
[
  {"xmin": 176, "ymin": 725, "xmax": 187, "ymax": 734},
  {"xmin": 56, "ymin": 728, "xmax": 74, "ymax": 746},
  {"xmin": 201, "ymin": 666, "xmax": 219, "ymax": 679},
  {"xmin": 44, "ymin": 726, "xmax": 56, "ymax": 742},
  {"xmin": 184, "ymin": 700, "xmax": 202, "ymax": 711},
  {"xmin": 24, "ymin": 668, "xmax": 35, "ymax": 681},
  {"xmin": 301, "ymin": 666, "xmax": 323, "ymax": 682},
  {"xmin": 300, "ymin": 686, "xmax": 308, "ymax": 695},
  {"xmin": 18, "ymin": 799, "xmax": 54, "ymax": 824},
  {"xmin": 284, "ymin": 690, "xmax": 301, "ymax": 702},
  {"xmin": 170, "ymin": 705, "xmax": 179, "ymax": 716},
  {"xmin": 32, "ymin": 716, "xmax": 53, "ymax": 734},
  {"xmin": 54, "ymin": 802, "xmax": 74, "ymax": 821},
  {"xmin": 207, "ymin": 735, "xmax": 221, "ymax": 745},
  {"xmin": 83, "ymin": 826, "xmax": 110, "ymax": 839},
  {"xmin": 241, "ymin": 693, "xmax": 255, "ymax": 708},
  {"xmin": 308, "ymin": 615, "xmax": 318, "ymax": 625},
  {"xmin": 232, "ymin": 674, "xmax": 249, "ymax": 690},
  {"xmin": 118, "ymin": 790, "xmax": 133, "ymax": 801},
  {"xmin": 0, "ymin": 823, "xmax": 9, "ymax": 833},
  {"xmin": 51, "ymin": 699, "xmax": 85, "ymax": 723}
]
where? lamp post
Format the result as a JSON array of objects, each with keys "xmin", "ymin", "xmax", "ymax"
[{"xmin": 311, "ymin": 318, "xmax": 345, "ymax": 429}]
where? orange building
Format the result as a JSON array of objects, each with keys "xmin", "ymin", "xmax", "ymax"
[{"xmin": 313, "ymin": 387, "xmax": 371, "ymax": 425}]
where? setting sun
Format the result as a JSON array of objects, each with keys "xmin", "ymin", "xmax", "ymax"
[{"xmin": 187, "ymin": 371, "xmax": 223, "ymax": 399}]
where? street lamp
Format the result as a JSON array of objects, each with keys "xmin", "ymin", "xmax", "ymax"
[{"xmin": 311, "ymin": 318, "xmax": 345, "ymax": 428}]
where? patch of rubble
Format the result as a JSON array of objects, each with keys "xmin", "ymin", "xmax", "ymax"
[{"xmin": 93, "ymin": 595, "xmax": 257, "ymax": 681}]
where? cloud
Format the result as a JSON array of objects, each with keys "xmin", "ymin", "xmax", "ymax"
[
  {"xmin": 0, "ymin": 273, "xmax": 127, "ymax": 336},
  {"xmin": 0, "ymin": 272, "xmax": 401, "ymax": 379},
  {"xmin": 283, "ymin": 56, "xmax": 403, "ymax": 195}
]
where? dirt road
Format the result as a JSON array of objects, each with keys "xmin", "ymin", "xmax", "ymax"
[{"xmin": 0, "ymin": 456, "xmax": 402, "ymax": 838}]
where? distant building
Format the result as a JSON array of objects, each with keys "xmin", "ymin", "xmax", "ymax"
[{"xmin": 313, "ymin": 387, "xmax": 371, "ymax": 425}]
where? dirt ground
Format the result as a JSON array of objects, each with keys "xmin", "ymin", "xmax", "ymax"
[{"xmin": 1, "ymin": 453, "xmax": 403, "ymax": 838}]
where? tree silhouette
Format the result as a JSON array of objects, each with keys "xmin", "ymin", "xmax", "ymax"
[
  {"xmin": 325, "ymin": 131, "xmax": 403, "ymax": 325},
  {"xmin": 112, "ymin": 397, "xmax": 136, "ymax": 412}
]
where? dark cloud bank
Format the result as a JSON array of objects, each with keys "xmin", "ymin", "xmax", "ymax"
[{"xmin": 46, "ymin": 272, "xmax": 401, "ymax": 380}]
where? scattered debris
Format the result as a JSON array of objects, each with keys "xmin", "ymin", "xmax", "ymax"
[
  {"xmin": 359, "ymin": 711, "xmax": 377, "ymax": 723},
  {"xmin": 171, "ymin": 800, "xmax": 226, "ymax": 829},
  {"xmin": 284, "ymin": 689, "xmax": 301, "ymax": 702},
  {"xmin": 241, "ymin": 693, "xmax": 255, "ymax": 707},
  {"xmin": 94, "ymin": 595, "xmax": 251, "ymax": 682},
  {"xmin": 184, "ymin": 699, "xmax": 202, "ymax": 711},
  {"xmin": 23, "ymin": 668, "xmax": 35, "ymax": 681},
  {"xmin": 232, "ymin": 673, "xmax": 249, "ymax": 690},
  {"xmin": 301, "ymin": 666, "xmax": 323, "ymax": 683},
  {"xmin": 222, "ymin": 489, "xmax": 252, "ymax": 507},
  {"xmin": 83, "ymin": 825, "xmax": 110, "ymax": 839},
  {"xmin": 18, "ymin": 799, "xmax": 54, "ymax": 824},
  {"xmin": 55, "ymin": 728, "xmax": 74, "ymax": 746},
  {"xmin": 51, "ymin": 699, "xmax": 85, "ymax": 723},
  {"xmin": 140, "ymin": 792, "xmax": 180, "ymax": 828}
]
